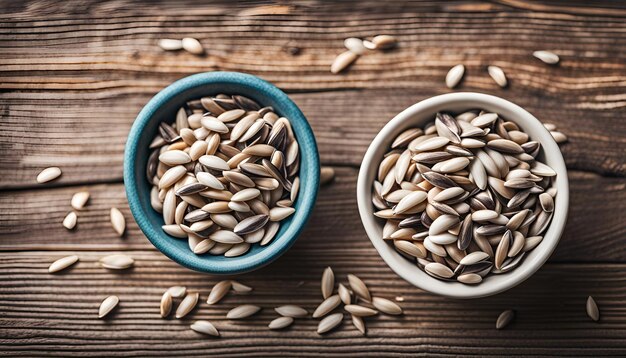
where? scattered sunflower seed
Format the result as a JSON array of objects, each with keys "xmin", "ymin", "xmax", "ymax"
[
  {"xmin": 176, "ymin": 292, "xmax": 199, "ymax": 319},
  {"xmin": 331, "ymin": 51, "xmax": 358, "ymax": 74},
  {"xmin": 207, "ymin": 280, "xmax": 232, "ymax": 305},
  {"xmin": 181, "ymin": 37, "xmax": 204, "ymax": 55},
  {"xmin": 487, "ymin": 65, "xmax": 508, "ymax": 87},
  {"xmin": 48, "ymin": 255, "xmax": 79, "ymax": 273},
  {"xmin": 275, "ymin": 305, "xmax": 308, "ymax": 318},
  {"xmin": 321, "ymin": 266, "xmax": 335, "ymax": 299},
  {"xmin": 71, "ymin": 191, "xmax": 90, "ymax": 210},
  {"xmin": 347, "ymin": 274, "xmax": 371, "ymax": 302},
  {"xmin": 99, "ymin": 254, "xmax": 134, "ymax": 270},
  {"xmin": 320, "ymin": 167, "xmax": 335, "ymax": 185},
  {"xmin": 191, "ymin": 320, "xmax": 220, "ymax": 337},
  {"xmin": 227, "ymin": 304, "xmax": 261, "ymax": 319},
  {"xmin": 586, "ymin": 296, "xmax": 600, "ymax": 322},
  {"xmin": 496, "ymin": 309, "xmax": 514, "ymax": 329},
  {"xmin": 160, "ymin": 291, "xmax": 172, "ymax": 318},
  {"xmin": 317, "ymin": 312, "xmax": 343, "ymax": 334},
  {"xmin": 36, "ymin": 167, "xmax": 62, "ymax": 183},
  {"xmin": 110, "ymin": 207, "xmax": 126, "ymax": 237},
  {"xmin": 533, "ymin": 50, "xmax": 560, "ymax": 65},
  {"xmin": 445, "ymin": 64, "xmax": 465, "ymax": 89},
  {"xmin": 63, "ymin": 211, "xmax": 77, "ymax": 230},
  {"xmin": 158, "ymin": 39, "xmax": 183, "ymax": 51},
  {"xmin": 98, "ymin": 295, "xmax": 119, "ymax": 318},
  {"xmin": 269, "ymin": 316, "xmax": 294, "ymax": 330}
]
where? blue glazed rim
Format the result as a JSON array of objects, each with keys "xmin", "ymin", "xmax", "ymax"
[{"xmin": 123, "ymin": 71, "xmax": 319, "ymax": 274}]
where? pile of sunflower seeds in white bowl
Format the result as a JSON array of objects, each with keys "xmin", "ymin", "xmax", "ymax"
[
  {"xmin": 146, "ymin": 94, "xmax": 300, "ymax": 257},
  {"xmin": 371, "ymin": 109, "xmax": 559, "ymax": 285}
]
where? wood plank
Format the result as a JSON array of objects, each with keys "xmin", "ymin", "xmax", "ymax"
[
  {"xmin": 1, "ymin": 250, "xmax": 626, "ymax": 356},
  {"xmin": 1, "ymin": 88, "xmax": 625, "ymax": 189},
  {"xmin": 1, "ymin": 168, "xmax": 624, "ymax": 262}
]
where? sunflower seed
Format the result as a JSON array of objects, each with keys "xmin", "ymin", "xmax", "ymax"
[
  {"xmin": 457, "ymin": 273, "xmax": 482, "ymax": 284},
  {"xmin": 495, "ymin": 230, "xmax": 512, "ymax": 269},
  {"xmin": 487, "ymin": 65, "xmax": 508, "ymax": 87},
  {"xmin": 70, "ymin": 191, "xmax": 90, "ymax": 210},
  {"xmin": 425, "ymin": 262, "xmax": 454, "ymax": 279},
  {"xmin": 36, "ymin": 167, "xmax": 62, "ymax": 183},
  {"xmin": 275, "ymin": 305, "xmax": 308, "ymax": 318},
  {"xmin": 351, "ymin": 314, "xmax": 366, "ymax": 335},
  {"xmin": 317, "ymin": 312, "xmax": 343, "ymax": 334},
  {"xmin": 190, "ymin": 320, "xmax": 220, "ymax": 337},
  {"xmin": 321, "ymin": 266, "xmax": 335, "ymax": 299},
  {"xmin": 345, "ymin": 304, "xmax": 378, "ymax": 317},
  {"xmin": 99, "ymin": 254, "xmax": 134, "ymax": 270},
  {"xmin": 227, "ymin": 304, "xmax": 261, "ymax": 319},
  {"xmin": 422, "ymin": 172, "xmax": 457, "ymax": 189},
  {"xmin": 48, "ymin": 255, "xmax": 79, "ymax": 273},
  {"xmin": 445, "ymin": 64, "xmax": 465, "ymax": 88},
  {"xmin": 230, "ymin": 281, "xmax": 253, "ymax": 294},
  {"xmin": 168, "ymin": 286, "xmax": 187, "ymax": 298},
  {"xmin": 550, "ymin": 131, "xmax": 567, "ymax": 144},
  {"xmin": 331, "ymin": 51, "xmax": 358, "ymax": 74},
  {"xmin": 312, "ymin": 295, "xmax": 341, "ymax": 318},
  {"xmin": 269, "ymin": 316, "xmax": 294, "ymax": 330},
  {"xmin": 338, "ymin": 283, "xmax": 352, "ymax": 305},
  {"xmin": 160, "ymin": 291, "xmax": 172, "ymax": 318},
  {"xmin": 269, "ymin": 207, "xmax": 295, "ymax": 221},
  {"xmin": 63, "ymin": 211, "xmax": 77, "ymax": 230},
  {"xmin": 347, "ymin": 274, "xmax": 371, "ymax": 302},
  {"xmin": 371, "ymin": 34, "xmax": 397, "ymax": 49},
  {"xmin": 158, "ymin": 38, "xmax": 183, "ymax": 51},
  {"xmin": 320, "ymin": 167, "xmax": 335, "ymax": 185},
  {"xmin": 586, "ymin": 296, "xmax": 600, "ymax": 321},
  {"xmin": 176, "ymin": 292, "xmax": 199, "ymax": 318},
  {"xmin": 496, "ymin": 309, "xmax": 514, "ymax": 329},
  {"xmin": 181, "ymin": 37, "xmax": 204, "ymax": 55},
  {"xmin": 344, "ymin": 37, "xmax": 367, "ymax": 55},
  {"xmin": 98, "ymin": 295, "xmax": 119, "ymax": 318},
  {"xmin": 372, "ymin": 297, "xmax": 402, "ymax": 315},
  {"xmin": 533, "ymin": 50, "xmax": 559, "ymax": 64}
]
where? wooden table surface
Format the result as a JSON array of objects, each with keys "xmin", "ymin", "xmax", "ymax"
[{"xmin": 1, "ymin": 0, "xmax": 625, "ymax": 356}]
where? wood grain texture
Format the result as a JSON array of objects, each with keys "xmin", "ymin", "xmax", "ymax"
[
  {"xmin": 1, "ymin": 251, "xmax": 626, "ymax": 356},
  {"xmin": 1, "ymin": 0, "xmax": 626, "ymax": 356},
  {"xmin": 1, "ymin": 88, "xmax": 625, "ymax": 189},
  {"xmin": 1, "ymin": 168, "xmax": 625, "ymax": 262}
]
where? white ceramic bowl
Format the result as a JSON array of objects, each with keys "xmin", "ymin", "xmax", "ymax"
[{"xmin": 357, "ymin": 92, "xmax": 568, "ymax": 299}]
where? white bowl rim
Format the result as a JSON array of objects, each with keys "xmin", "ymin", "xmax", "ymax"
[{"xmin": 357, "ymin": 92, "xmax": 569, "ymax": 299}]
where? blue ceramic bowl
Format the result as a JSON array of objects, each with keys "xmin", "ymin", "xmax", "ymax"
[{"xmin": 124, "ymin": 72, "xmax": 319, "ymax": 274}]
